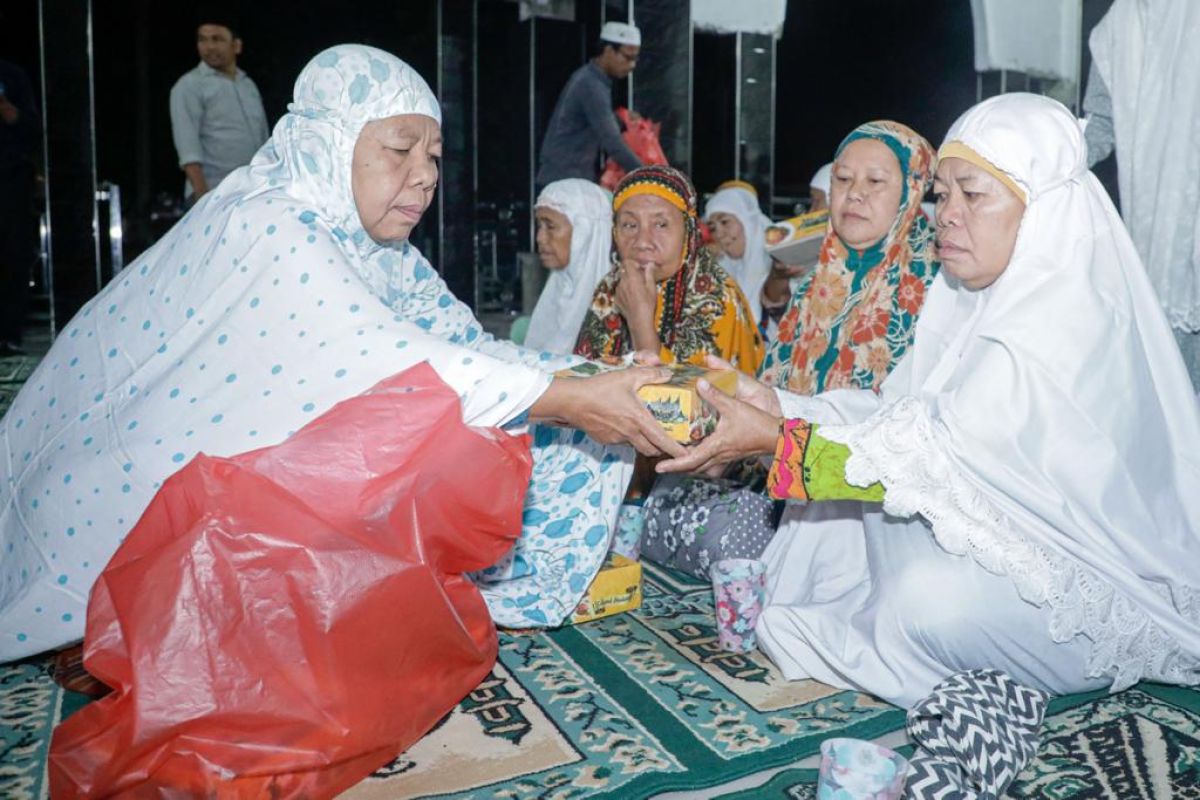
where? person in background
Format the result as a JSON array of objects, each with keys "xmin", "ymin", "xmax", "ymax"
[
  {"xmin": 536, "ymin": 22, "xmax": 643, "ymax": 188},
  {"xmin": 1085, "ymin": 0, "xmax": 1200, "ymax": 390},
  {"xmin": 760, "ymin": 122, "xmax": 939, "ymax": 395},
  {"xmin": 575, "ymin": 165, "xmax": 763, "ymax": 375},
  {"xmin": 0, "ymin": 58, "xmax": 38, "ymax": 357},
  {"xmin": 808, "ymin": 161, "xmax": 832, "ymax": 211},
  {"xmin": 169, "ymin": 14, "xmax": 270, "ymax": 203},
  {"xmin": 705, "ymin": 179, "xmax": 773, "ymax": 327},
  {"xmin": 522, "ymin": 179, "xmax": 613, "ymax": 353}
]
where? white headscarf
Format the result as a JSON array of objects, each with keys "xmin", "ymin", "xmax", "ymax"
[
  {"xmin": 704, "ymin": 183, "xmax": 772, "ymax": 323},
  {"xmin": 525, "ymin": 180, "xmax": 613, "ymax": 354},
  {"xmin": 1089, "ymin": 0, "xmax": 1200, "ymax": 332},
  {"xmin": 825, "ymin": 93, "xmax": 1200, "ymax": 691},
  {"xmin": 809, "ymin": 162, "xmax": 833, "ymax": 196}
]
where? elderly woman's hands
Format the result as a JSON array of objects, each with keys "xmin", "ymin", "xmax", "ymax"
[
  {"xmin": 533, "ymin": 366, "xmax": 688, "ymax": 459},
  {"xmin": 614, "ymin": 264, "xmax": 662, "ymax": 353},
  {"xmin": 656, "ymin": 356, "xmax": 783, "ymax": 476}
]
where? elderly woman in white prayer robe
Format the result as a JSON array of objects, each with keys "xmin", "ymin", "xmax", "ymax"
[
  {"xmin": 0, "ymin": 45, "xmax": 685, "ymax": 662},
  {"xmin": 658, "ymin": 93, "xmax": 1200, "ymax": 708}
]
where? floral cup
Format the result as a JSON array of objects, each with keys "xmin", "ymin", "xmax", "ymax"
[
  {"xmin": 711, "ymin": 558, "xmax": 767, "ymax": 652},
  {"xmin": 817, "ymin": 737, "xmax": 909, "ymax": 799}
]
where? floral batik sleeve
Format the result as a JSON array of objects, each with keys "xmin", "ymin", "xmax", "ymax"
[{"xmin": 767, "ymin": 419, "xmax": 884, "ymax": 502}]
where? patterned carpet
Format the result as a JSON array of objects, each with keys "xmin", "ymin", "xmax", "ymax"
[
  {"xmin": 2, "ymin": 562, "xmax": 1199, "ymax": 798},
  {"xmin": 2, "ymin": 353, "xmax": 1199, "ymax": 798}
]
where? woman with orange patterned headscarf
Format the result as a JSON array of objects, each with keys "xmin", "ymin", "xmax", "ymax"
[
  {"xmin": 574, "ymin": 165, "xmax": 763, "ymax": 375},
  {"xmin": 759, "ymin": 121, "xmax": 939, "ymax": 395}
]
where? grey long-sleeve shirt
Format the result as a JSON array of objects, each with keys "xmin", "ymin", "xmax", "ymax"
[
  {"xmin": 536, "ymin": 62, "xmax": 642, "ymax": 186},
  {"xmin": 169, "ymin": 62, "xmax": 270, "ymax": 197}
]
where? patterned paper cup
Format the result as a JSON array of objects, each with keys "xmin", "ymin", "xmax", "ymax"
[
  {"xmin": 710, "ymin": 558, "xmax": 767, "ymax": 652},
  {"xmin": 818, "ymin": 737, "xmax": 909, "ymax": 799},
  {"xmin": 611, "ymin": 503, "xmax": 645, "ymax": 561}
]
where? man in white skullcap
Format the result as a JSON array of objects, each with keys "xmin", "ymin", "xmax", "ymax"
[{"xmin": 537, "ymin": 21, "xmax": 644, "ymax": 187}]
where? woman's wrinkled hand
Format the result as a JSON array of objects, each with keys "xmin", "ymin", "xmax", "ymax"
[
  {"xmin": 537, "ymin": 366, "xmax": 688, "ymax": 458},
  {"xmin": 655, "ymin": 377, "xmax": 782, "ymax": 476},
  {"xmin": 703, "ymin": 354, "xmax": 781, "ymax": 416},
  {"xmin": 614, "ymin": 263, "xmax": 658, "ymax": 329}
]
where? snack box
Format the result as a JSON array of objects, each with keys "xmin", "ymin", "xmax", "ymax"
[
  {"xmin": 764, "ymin": 209, "xmax": 829, "ymax": 267},
  {"xmin": 635, "ymin": 364, "xmax": 737, "ymax": 443},
  {"xmin": 568, "ymin": 552, "xmax": 643, "ymax": 624}
]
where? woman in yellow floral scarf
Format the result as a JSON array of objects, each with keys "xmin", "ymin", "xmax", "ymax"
[
  {"xmin": 759, "ymin": 121, "xmax": 938, "ymax": 394},
  {"xmin": 574, "ymin": 165, "xmax": 763, "ymax": 375}
]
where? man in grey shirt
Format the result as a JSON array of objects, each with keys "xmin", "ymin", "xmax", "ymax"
[
  {"xmin": 536, "ymin": 22, "xmax": 644, "ymax": 187},
  {"xmin": 169, "ymin": 18, "xmax": 269, "ymax": 202}
]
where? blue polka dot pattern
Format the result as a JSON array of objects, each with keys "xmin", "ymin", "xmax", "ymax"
[{"xmin": 0, "ymin": 44, "xmax": 626, "ymax": 661}]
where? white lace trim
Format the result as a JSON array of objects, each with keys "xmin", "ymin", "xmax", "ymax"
[{"xmin": 820, "ymin": 396, "xmax": 1200, "ymax": 691}]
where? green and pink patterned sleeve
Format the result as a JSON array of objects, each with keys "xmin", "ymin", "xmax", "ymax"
[{"xmin": 767, "ymin": 419, "xmax": 885, "ymax": 503}]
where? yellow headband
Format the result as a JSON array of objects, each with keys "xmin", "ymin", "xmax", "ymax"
[
  {"xmin": 937, "ymin": 142, "xmax": 1027, "ymax": 205},
  {"xmin": 613, "ymin": 182, "xmax": 690, "ymax": 214},
  {"xmin": 715, "ymin": 179, "xmax": 757, "ymax": 195}
]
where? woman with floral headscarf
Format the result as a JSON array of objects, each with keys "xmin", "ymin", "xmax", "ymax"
[
  {"xmin": 574, "ymin": 165, "xmax": 763, "ymax": 374},
  {"xmin": 638, "ymin": 123, "xmax": 939, "ymax": 581},
  {"xmin": 0, "ymin": 45, "xmax": 692, "ymax": 662},
  {"xmin": 760, "ymin": 121, "xmax": 939, "ymax": 395}
]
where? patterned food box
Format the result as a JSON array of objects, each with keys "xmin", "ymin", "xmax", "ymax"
[
  {"xmin": 568, "ymin": 553, "xmax": 643, "ymax": 624},
  {"xmin": 635, "ymin": 364, "xmax": 737, "ymax": 443}
]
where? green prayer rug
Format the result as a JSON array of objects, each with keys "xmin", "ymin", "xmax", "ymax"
[{"xmin": 5, "ymin": 560, "xmax": 1198, "ymax": 799}]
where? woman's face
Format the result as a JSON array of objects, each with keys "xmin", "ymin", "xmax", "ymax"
[
  {"xmin": 830, "ymin": 138, "xmax": 903, "ymax": 250},
  {"xmin": 614, "ymin": 194, "xmax": 687, "ymax": 282},
  {"xmin": 535, "ymin": 207, "xmax": 573, "ymax": 269},
  {"xmin": 932, "ymin": 157, "xmax": 1025, "ymax": 290},
  {"xmin": 351, "ymin": 114, "xmax": 442, "ymax": 243},
  {"xmin": 708, "ymin": 212, "xmax": 746, "ymax": 259}
]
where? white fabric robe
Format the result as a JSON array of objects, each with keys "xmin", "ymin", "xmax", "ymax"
[{"xmin": 757, "ymin": 93, "xmax": 1200, "ymax": 708}]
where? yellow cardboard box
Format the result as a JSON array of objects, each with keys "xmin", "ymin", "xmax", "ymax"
[
  {"xmin": 636, "ymin": 364, "xmax": 737, "ymax": 443},
  {"xmin": 568, "ymin": 553, "xmax": 643, "ymax": 624}
]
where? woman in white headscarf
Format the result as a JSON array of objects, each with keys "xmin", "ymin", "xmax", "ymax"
[
  {"xmin": 808, "ymin": 162, "xmax": 832, "ymax": 211},
  {"xmin": 704, "ymin": 180, "xmax": 773, "ymax": 325},
  {"xmin": 524, "ymin": 179, "xmax": 613, "ymax": 354},
  {"xmin": 0, "ymin": 45, "xmax": 687, "ymax": 662},
  {"xmin": 658, "ymin": 93, "xmax": 1200, "ymax": 707}
]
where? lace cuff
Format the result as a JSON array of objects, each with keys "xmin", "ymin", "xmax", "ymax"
[{"xmin": 820, "ymin": 396, "xmax": 1198, "ymax": 691}]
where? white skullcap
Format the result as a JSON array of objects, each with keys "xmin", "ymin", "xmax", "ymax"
[
  {"xmin": 809, "ymin": 162, "xmax": 833, "ymax": 194},
  {"xmin": 600, "ymin": 22, "xmax": 641, "ymax": 47}
]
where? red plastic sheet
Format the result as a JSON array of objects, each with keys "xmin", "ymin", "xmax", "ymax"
[
  {"xmin": 600, "ymin": 106, "xmax": 670, "ymax": 190},
  {"xmin": 48, "ymin": 363, "xmax": 532, "ymax": 799}
]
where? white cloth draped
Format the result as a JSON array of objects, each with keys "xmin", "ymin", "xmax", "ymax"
[
  {"xmin": 525, "ymin": 180, "xmax": 613, "ymax": 354},
  {"xmin": 759, "ymin": 93, "xmax": 1200, "ymax": 705},
  {"xmin": 1089, "ymin": 0, "xmax": 1200, "ymax": 333},
  {"xmin": 969, "ymin": 0, "xmax": 1081, "ymax": 83},
  {"xmin": 705, "ymin": 185, "xmax": 772, "ymax": 324}
]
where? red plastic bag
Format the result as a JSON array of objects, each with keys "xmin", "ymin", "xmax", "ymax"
[
  {"xmin": 48, "ymin": 363, "xmax": 532, "ymax": 799},
  {"xmin": 600, "ymin": 106, "xmax": 669, "ymax": 190}
]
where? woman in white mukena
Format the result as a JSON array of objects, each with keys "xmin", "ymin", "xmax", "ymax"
[
  {"xmin": 0, "ymin": 45, "xmax": 685, "ymax": 662},
  {"xmin": 524, "ymin": 179, "xmax": 613, "ymax": 354},
  {"xmin": 658, "ymin": 93, "xmax": 1200, "ymax": 707}
]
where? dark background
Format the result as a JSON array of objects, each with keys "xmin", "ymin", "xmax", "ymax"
[{"xmin": 2, "ymin": 0, "xmax": 1116, "ymax": 284}]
